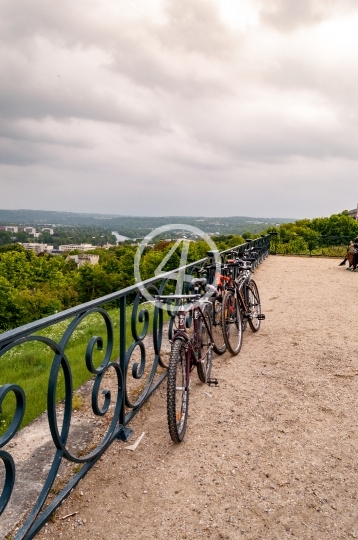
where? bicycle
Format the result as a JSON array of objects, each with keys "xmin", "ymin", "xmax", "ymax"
[
  {"xmin": 221, "ymin": 258, "xmax": 265, "ymax": 355},
  {"xmin": 197, "ymin": 249, "xmax": 254, "ymax": 356},
  {"xmin": 155, "ymin": 278, "xmax": 215, "ymax": 443},
  {"xmin": 194, "ymin": 252, "xmax": 227, "ymax": 356}
]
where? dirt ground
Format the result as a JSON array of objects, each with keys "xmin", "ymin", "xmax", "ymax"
[{"xmin": 31, "ymin": 256, "xmax": 358, "ymax": 539}]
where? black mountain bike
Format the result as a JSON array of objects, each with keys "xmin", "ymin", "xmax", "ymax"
[
  {"xmin": 221, "ymin": 259, "xmax": 265, "ymax": 355},
  {"xmin": 194, "ymin": 256, "xmax": 227, "ymax": 356},
  {"xmin": 155, "ymin": 278, "xmax": 215, "ymax": 443}
]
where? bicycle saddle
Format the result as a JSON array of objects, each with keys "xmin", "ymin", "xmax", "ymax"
[
  {"xmin": 205, "ymin": 284, "xmax": 218, "ymax": 297},
  {"xmin": 190, "ymin": 277, "xmax": 207, "ymax": 289}
]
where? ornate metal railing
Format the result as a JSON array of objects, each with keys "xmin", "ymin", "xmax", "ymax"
[{"xmin": 0, "ymin": 235, "xmax": 270, "ymax": 539}]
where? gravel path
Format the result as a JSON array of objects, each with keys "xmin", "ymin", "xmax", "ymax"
[{"xmin": 35, "ymin": 255, "xmax": 358, "ymax": 540}]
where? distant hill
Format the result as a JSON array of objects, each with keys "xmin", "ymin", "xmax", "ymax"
[{"xmin": 0, "ymin": 209, "xmax": 294, "ymax": 238}]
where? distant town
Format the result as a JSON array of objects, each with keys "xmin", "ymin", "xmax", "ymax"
[
  {"xmin": 0, "ymin": 224, "xmax": 117, "ymax": 254},
  {"xmin": 0, "ymin": 224, "xmax": 54, "ymax": 237}
]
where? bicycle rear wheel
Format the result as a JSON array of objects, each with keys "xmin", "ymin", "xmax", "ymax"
[
  {"xmin": 167, "ymin": 338, "xmax": 189, "ymax": 443},
  {"xmin": 221, "ymin": 290, "xmax": 243, "ymax": 355},
  {"xmin": 247, "ymin": 279, "xmax": 261, "ymax": 332},
  {"xmin": 211, "ymin": 298, "xmax": 226, "ymax": 355},
  {"xmin": 197, "ymin": 304, "xmax": 213, "ymax": 383}
]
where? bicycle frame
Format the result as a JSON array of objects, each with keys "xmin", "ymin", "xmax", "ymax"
[
  {"xmin": 173, "ymin": 300, "xmax": 214, "ymax": 384},
  {"xmin": 236, "ymin": 277, "xmax": 251, "ymax": 317},
  {"xmin": 222, "ymin": 263, "xmax": 253, "ymax": 318}
]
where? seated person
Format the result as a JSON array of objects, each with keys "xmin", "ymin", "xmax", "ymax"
[
  {"xmin": 339, "ymin": 241, "xmax": 354, "ymax": 267},
  {"xmin": 352, "ymin": 237, "xmax": 358, "ymax": 271}
]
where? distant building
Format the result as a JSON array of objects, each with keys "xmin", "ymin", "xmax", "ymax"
[
  {"xmin": 348, "ymin": 205, "xmax": 358, "ymax": 220},
  {"xmin": 23, "ymin": 227, "xmax": 36, "ymax": 235},
  {"xmin": 3, "ymin": 226, "xmax": 18, "ymax": 233},
  {"xmin": 22, "ymin": 243, "xmax": 54, "ymax": 254},
  {"xmin": 59, "ymin": 244, "xmax": 94, "ymax": 252},
  {"xmin": 42, "ymin": 228, "xmax": 54, "ymax": 235},
  {"xmin": 67, "ymin": 254, "xmax": 99, "ymax": 267}
]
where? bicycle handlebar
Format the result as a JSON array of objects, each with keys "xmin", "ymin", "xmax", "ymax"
[{"xmin": 155, "ymin": 294, "xmax": 202, "ymax": 301}]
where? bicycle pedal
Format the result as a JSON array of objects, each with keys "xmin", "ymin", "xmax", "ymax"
[
  {"xmin": 207, "ymin": 378, "xmax": 219, "ymax": 387},
  {"xmin": 257, "ymin": 314, "xmax": 265, "ymax": 320}
]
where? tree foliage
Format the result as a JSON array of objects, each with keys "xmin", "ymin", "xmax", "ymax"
[
  {"xmin": 267, "ymin": 210, "xmax": 358, "ymax": 254},
  {"xmin": 0, "ymin": 234, "xmax": 248, "ymax": 331}
]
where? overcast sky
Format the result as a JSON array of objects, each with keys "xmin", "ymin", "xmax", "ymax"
[{"xmin": 0, "ymin": 0, "xmax": 357, "ymax": 218}]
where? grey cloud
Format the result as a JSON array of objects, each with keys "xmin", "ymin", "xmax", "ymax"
[
  {"xmin": 108, "ymin": 0, "xmax": 238, "ymax": 97},
  {"xmin": 258, "ymin": 0, "xmax": 358, "ymax": 32},
  {"xmin": 264, "ymin": 59, "xmax": 319, "ymax": 91},
  {"xmin": 0, "ymin": 0, "xmax": 94, "ymax": 47},
  {"xmin": 0, "ymin": 132, "xmax": 86, "ymax": 167},
  {"xmin": 0, "ymin": 82, "xmax": 161, "ymax": 127},
  {"xmin": 0, "ymin": 119, "xmax": 91, "ymax": 148},
  {"xmin": 259, "ymin": 0, "xmax": 326, "ymax": 32},
  {"xmin": 0, "ymin": 138, "xmax": 57, "ymax": 167},
  {"xmin": 178, "ymin": 93, "xmax": 358, "ymax": 164},
  {"xmin": 0, "ymin": 49, "xmax": 163, "ymax": 130},
  {"xmin": 109, "ymin": 47, "xmax": 231, "ymax": 99},
  {"xmin": 0, "ymin": 139, "xmax": 39, "ymax": 165},
  {"xmin": 263, "ymin": 57, "xmax": 358, "ymax": 119},
  {"xmin": 0, "ymin": 0, "xmax": 237, "ymax": 99},
  {"xmin": 232, "ymin": 121, "xmax": 358, "ymax": 162},
  {"xmin": 161, "ymin": 0, "xmax": 236, "ymax": 58},
  {"xmin": 0, "ymin": 0, "xmax": 235, "ymax": 126}
]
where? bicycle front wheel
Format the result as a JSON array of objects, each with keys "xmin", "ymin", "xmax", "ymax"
[
  {"xmin": 221, "ymin": 290, "xmax": 243, "ymax": 355},
  {"xmin": 167, "ymin": 338, "xmax": 189, "ymax": 443},
  {"xmin": 247, "ymin": 279, "xmax": 261, "ymax": 332},
  {"xmin": 211, "ymin": 298, "xmax": 226, "ymax": 355},
  {"xmin": 197, "ymin": 304, "xmax": 213, "ymax": 383}
]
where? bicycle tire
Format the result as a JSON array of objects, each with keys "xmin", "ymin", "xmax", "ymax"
[
  {"xmin": 247, "ymin": 279, "xmax": 261, "ymax": 332},
  {"xmin": 167, "ymin": 338, "xmax": 189, "ymax": 443},
  {"xmin": 236, "ymin": 278, "xmax": 248, "ymax": 331},
  {"xmin": 221, "ymin": 289, "xmax": 243, "ymax": 355},
  {"xmin": 211, "ymin": 298, "xmax": 226, "ymax": 355},
  {"xmin": 197, "ymin": 304, "xmax": 213, "ymax": 383}
]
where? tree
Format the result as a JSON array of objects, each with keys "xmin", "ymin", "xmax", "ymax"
[
  {"xmin": 14, "ymin": 286, "xmax": 62, "ymax": 324},
  {"xmin": 0, "ymin": 250, "xmax": 34, "ymax": 289},
  {"xmin": 288, "ymin": 237, "xmax": 308, "ymax": 254},
  {"xmin": 310, "ymin": 214, "xmax": 358, "ymax": 242},
  {"xmin": 0, "ymin": 276, "xmax": 21, "ymax": 331},
  {"xmin": 302, "ymin": 230, "xmax": 320, "ymax": 255},
  {"xmin": 0, "ymin": 243, "xmax": 25, "ymax": 253}
]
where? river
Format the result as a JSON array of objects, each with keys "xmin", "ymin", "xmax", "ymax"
[{"xmin": 112, "ymin": 231, "xmax": 129, "ymax": 242}]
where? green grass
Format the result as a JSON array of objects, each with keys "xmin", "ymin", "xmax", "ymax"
[{"xmin": 0, "ymin": 301, "xmax": 167, "ymax": 435}]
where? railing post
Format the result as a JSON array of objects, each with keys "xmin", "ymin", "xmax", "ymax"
[{"xmin": 117, "ymin": 294, "xmax": 133, "ymax": 441}]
